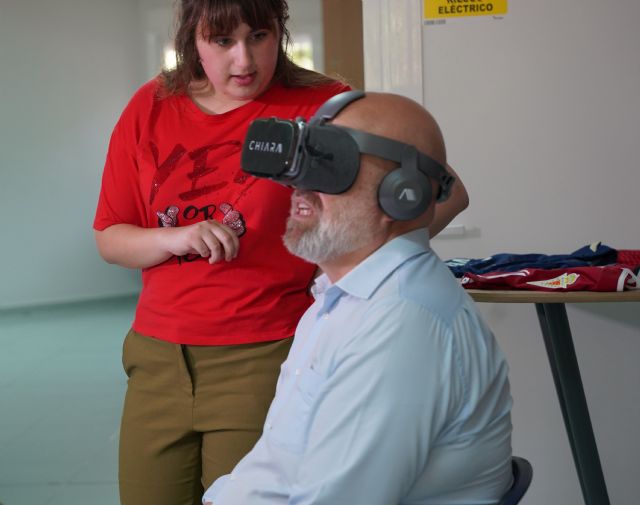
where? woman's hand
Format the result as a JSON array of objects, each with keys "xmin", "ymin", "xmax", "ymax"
[
  {"xmin": 162, "ymin": 219, "xmax": 240, "ymax": 264},
  {"xmin": 95, "ymin": 220, "xmax": 240, "ymax": 269}
]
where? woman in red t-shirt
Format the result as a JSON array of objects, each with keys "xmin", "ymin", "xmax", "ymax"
[{"xmin": 93, "ymin": 1, "xmax": 469, "ymax": 504}]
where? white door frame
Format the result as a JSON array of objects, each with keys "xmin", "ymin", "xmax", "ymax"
[{"xmin": 362, "ymin": 0, "xmax": 424, "ymax": 103}]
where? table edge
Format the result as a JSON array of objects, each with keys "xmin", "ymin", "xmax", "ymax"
[{"xmin": 466, "ymin": 289, "xmax": 640, "ymax": 303}]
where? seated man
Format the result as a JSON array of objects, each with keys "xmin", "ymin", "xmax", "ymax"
[{"xmin": 203, "ymin": 91, "xmax": 513, "ymax": 505}]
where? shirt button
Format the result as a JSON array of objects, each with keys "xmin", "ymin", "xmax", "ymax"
[
  {"xmin": 323, "ymin": 313, "xmax": 329, "ymax": 320},
  {"xmin": 266, "ymin": 422, "xmax": 273, "ymax": 430},
  {"xmin": 295, "ymin": 369, "xmax": 301, "ymax": 376}
]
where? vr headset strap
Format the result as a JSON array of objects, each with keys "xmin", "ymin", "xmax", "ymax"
[
  {"xmin": 338, "ymin": 126, "xmax": 455, "ymax": 202},
  {"xmin": 310, "ymin": 90, "xmax": 366, "ymax": 125}
]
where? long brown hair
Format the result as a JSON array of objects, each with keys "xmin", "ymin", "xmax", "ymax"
[{"xmin": 160, "ymin": 0, "xmax": 338, "ymax": 95}]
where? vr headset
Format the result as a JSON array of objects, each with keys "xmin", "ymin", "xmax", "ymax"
[{"xmin": 241, "ymin": 90, "xmax": 454, "ymax": 220}]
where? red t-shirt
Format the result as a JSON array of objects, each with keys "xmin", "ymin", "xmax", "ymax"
[{"xmin": 94, "ymin": 79, "xmax": 350, "ymax": 345}]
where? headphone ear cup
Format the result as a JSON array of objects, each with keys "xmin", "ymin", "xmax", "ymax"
[{"xmin": 378, "ymin": 168, "xmax": 432, "ymax": 220}]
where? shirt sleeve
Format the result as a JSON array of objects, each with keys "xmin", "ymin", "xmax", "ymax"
[
  {"xmin": 288, "ymin": 299, "xmax": 464, "ymax": 505},
  {"xmin": 93, "ymin": 83, "xmax": 155, "ymax": 230}
]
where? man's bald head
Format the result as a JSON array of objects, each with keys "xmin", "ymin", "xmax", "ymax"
[
  {"xmin": 327, "ymin": 92, "xmax": 447, "ymax": 231},
  {"xmin": 331, "ymin": 92, "xmax": 447, "ymax": 169}
]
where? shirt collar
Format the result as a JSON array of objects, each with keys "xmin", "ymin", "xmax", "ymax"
[{"xmin": 311, "ymin": 228, "xmax": 431, "ymax": 301}]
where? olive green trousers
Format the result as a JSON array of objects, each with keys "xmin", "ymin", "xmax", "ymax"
[{"xmin": 118, "ymin": 329, "xmax": 292, "ymax": 505}]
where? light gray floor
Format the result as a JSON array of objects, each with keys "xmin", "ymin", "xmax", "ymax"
[{"xmin": 0, "ymin": 296, "xmax": 137, "ymax": 505}]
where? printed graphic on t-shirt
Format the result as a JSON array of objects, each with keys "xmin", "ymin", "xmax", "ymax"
[
  {"xmin": 149, "ymin": 135, "xmax": 251, "ymax": 267},
  {"xmin": 157, "ymin": 205, "xmax": 179, "ymax": 227},
  {"xmin": 156, "ymin": 203, "xmax": 246, "ymax": 233},
  {"xmin": 219, "ymin": 202, "xmax": 246, "ymax": 236},
  {"xmin": 155, "ymin": 202, "xmax": 246, "ymax": 265},
  {"xmin": 148, "ymin": 140, "xmax": 243, "ymax": 205},
  {"xmin": 526, "ymin": 272, "xmax": 579, "ymax": 289}
]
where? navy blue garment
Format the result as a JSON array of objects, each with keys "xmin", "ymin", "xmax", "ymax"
[{"xmin": 446, "ymin": 242, "xmax": 618, "ymax": 278}]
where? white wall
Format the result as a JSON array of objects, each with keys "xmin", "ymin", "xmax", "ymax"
[
  {"xmin": 0, "ymin": 0, "xmax": 152, "ymax": 308},
  {"xmin": 138, "ymin": 0, "xmax": 175, "ymax": 79},
  {"xmin": 287, "ymin": 0, "xmax": 325, "ymax": 72},
  {"xmin": 364, "ymin": 1, "xmax": 640, "ymax": 504}
]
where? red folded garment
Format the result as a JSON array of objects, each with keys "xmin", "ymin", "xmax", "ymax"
[
  {"xmin": 460, "ymin": 265, "xmax": 639, "ymax": 292},
  {"xmin": 617, "ymin": 250, "xmax": 640, "ymax": 268}
]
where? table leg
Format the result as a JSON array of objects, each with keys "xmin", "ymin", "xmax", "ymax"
[{"xmin": 535, "ymin": 302, "xmax": 610, "ymax": 505}]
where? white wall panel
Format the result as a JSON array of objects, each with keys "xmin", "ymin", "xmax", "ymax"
[
  {"xmin": 363, "ymin": 0, "xmax": 424, "ymax": 102},
  {"xmin": 0, "ymin": 0, "xmax": 148, "ymax": 309}
]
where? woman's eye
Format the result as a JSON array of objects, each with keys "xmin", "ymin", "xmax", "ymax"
[
  {"xmin": 214, "ymin": 37, "xmax": 232, "ymax": 47},
  {"xmin": 251, "ymin": 31, "xmax": 269, "ymax": 42}
]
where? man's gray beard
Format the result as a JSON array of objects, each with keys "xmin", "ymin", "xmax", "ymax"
[{"xmin": 283, "ymin": 211, "xmax": 375, "ymax": 265}]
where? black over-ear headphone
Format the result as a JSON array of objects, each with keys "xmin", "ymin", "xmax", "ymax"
[{"xmin": 241, "ymin": 90, "xmax": 454, "ymax": 221}]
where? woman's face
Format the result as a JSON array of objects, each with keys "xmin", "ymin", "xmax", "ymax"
[{"xmin": 195, "ymin": 21, "xmax": 280, "ymax": 108}]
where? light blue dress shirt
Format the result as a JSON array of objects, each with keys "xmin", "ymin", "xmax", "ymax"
[{"xmin": 203, "ymin": 228, "xmax": 513, "ymax": 505}]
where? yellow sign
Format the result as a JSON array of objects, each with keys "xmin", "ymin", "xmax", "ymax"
[{"xmin": 424, "ymin": 0, "xmax": 508, "ymax": 20}]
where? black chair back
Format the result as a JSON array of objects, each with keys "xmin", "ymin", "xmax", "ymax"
[{"xmin": 498, "ymin": 456, "xmax": 533, "ymax": 505}]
